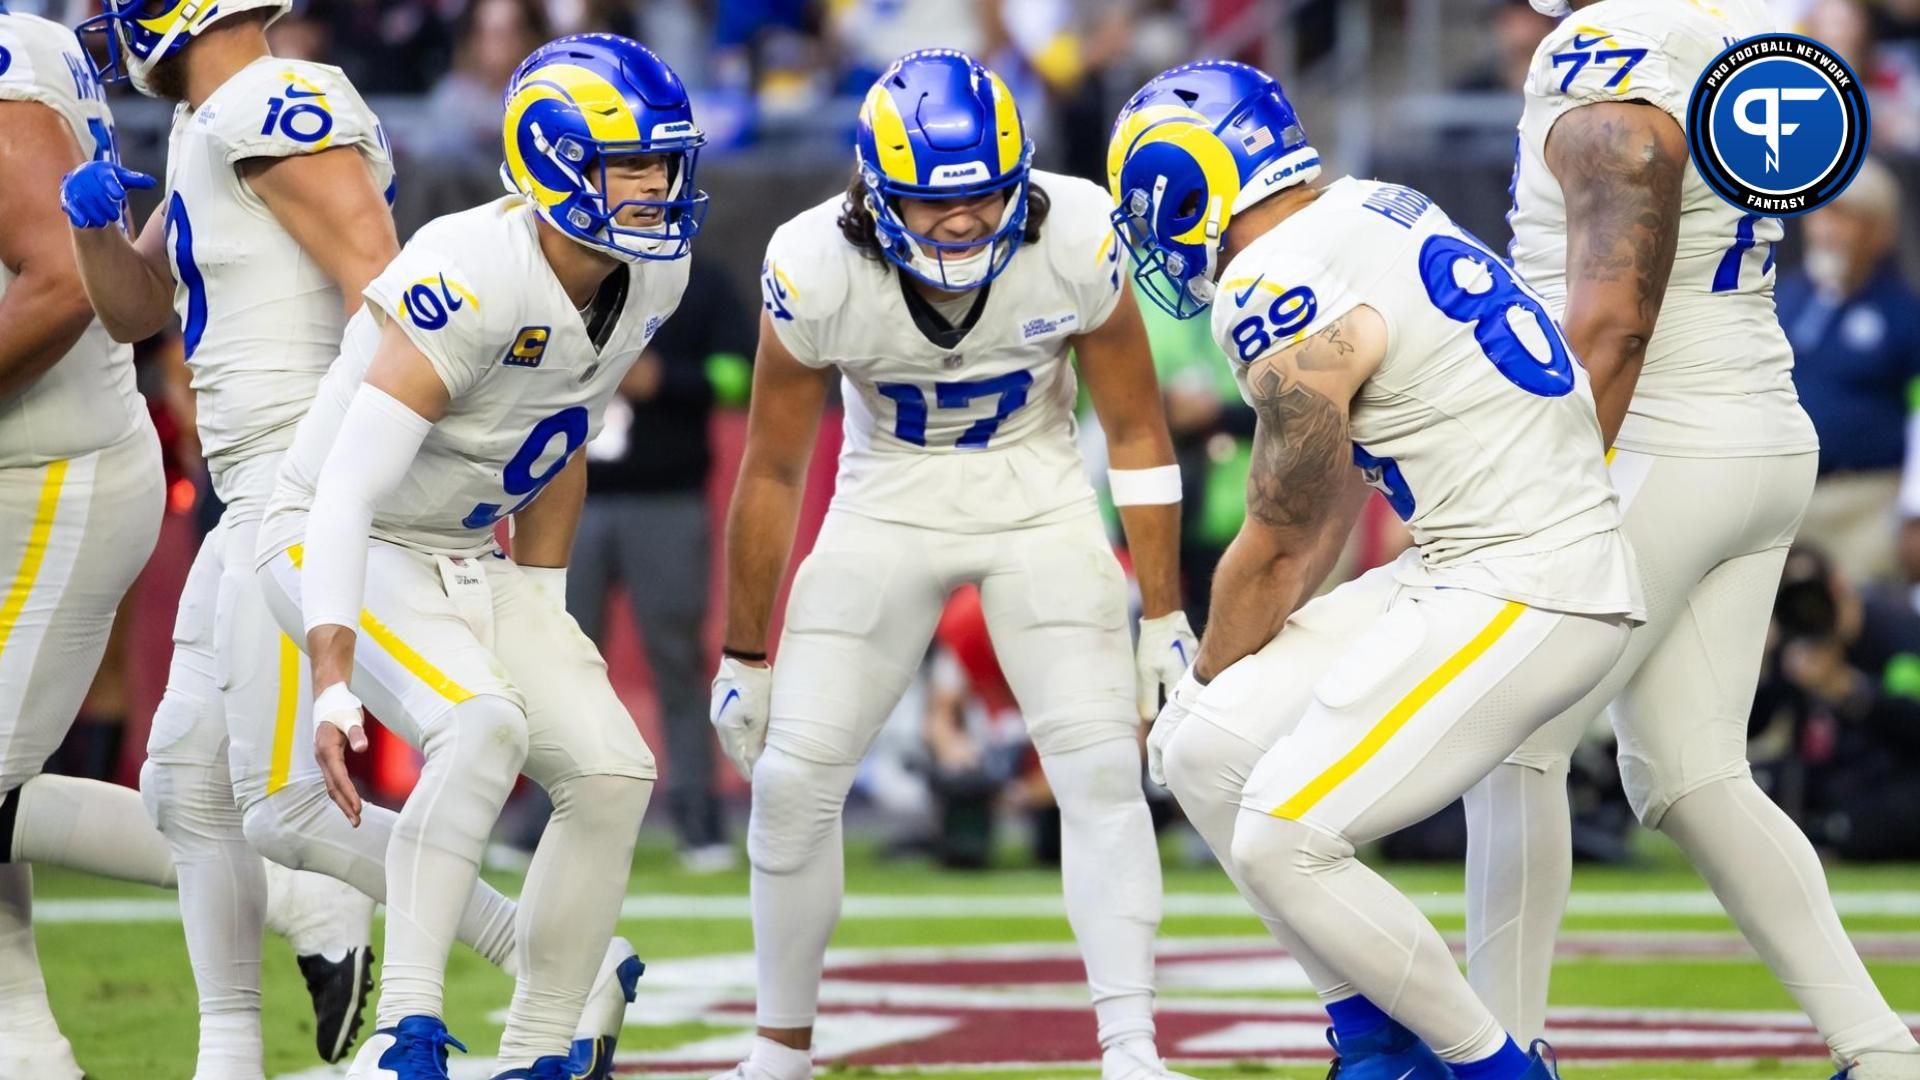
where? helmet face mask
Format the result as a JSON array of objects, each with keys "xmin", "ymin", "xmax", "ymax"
[
  {"xmin": 79, "ymin": 0, "xmax": 291, "ymax": 97},
  {"xmin": 502, "ymin": 35, "xmax": 708, "ymax": 263},
  {"xmin": 1105, "ymin": 61, "xmax": 1321, "ymax": 320},
  {"xmin": 855, "ymin": 49, "xmax": 1034, "ymax": 293}
]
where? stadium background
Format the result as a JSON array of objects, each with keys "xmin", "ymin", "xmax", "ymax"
[{"xmin": 10, "ymin": 0, "xmax": 1920, "ymax": 1076}]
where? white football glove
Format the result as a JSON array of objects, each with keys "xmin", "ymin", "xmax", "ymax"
[
  {"xmin": 710, "ymin": 657, "xmax": 772, "ymax": 780},
  {"xmin": 1147, "ymin": 667, "xmax": 1205, "ymax": 788},
  {"xmin": 1135, "ymin": 611, "xmax": 1198, "ymax": 720}
]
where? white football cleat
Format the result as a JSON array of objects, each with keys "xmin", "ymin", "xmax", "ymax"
[
  {"xmin": 565, "ymin": 937, "xmax": 645, "ymax": 1080},
  {"xmin": 1101, "ymin": 1039, "xmax": 1199, "ymax": 1080},
  {"xmin": 0, "ymin": 1031, "xmax": 84, "ymax": 1080},
  {"xmin": 1838, "ymin": 1051, "xmax": 1920, "ymax": 1080}
]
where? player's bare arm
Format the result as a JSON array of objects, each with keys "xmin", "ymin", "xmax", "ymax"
[
  {"xmin": 720, "ymin": 309, "xmax": 834, "ymax": 663},
  {"xmin": 1546, "ymin": 100, "xmax": 1685, "ymax": 448},
  {"xmin": 69, "ymin": 194, "xmax": 174, "ymax": 342},
  {"xmin": 0, "ymin": 101, "xmax": 97, "ymax": 398},
  {"xmin": 303, "ymin": 317, "xmax": 450, "ymax": 824},
  {"xmin": 1192, "ymin": 306, "xmax": 1384, "ymax": 683},
  {"xmin": 1074, "ymin": 284, "xmax": 1183, "ymax": 620},
  {"xmin": 511, "ymin": 451, "xmax": 587, "ymax": 570},
  {"xmin": 242, "ymin": 146, "xmax": 398, "ymax": 318}
]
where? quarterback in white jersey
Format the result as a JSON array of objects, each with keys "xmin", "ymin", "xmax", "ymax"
[
  {"xmin": 1116, "ymin": 62, "xmax": 1641, "ymax": 1080},
  {"xmin": 712, "ymin": 49, "xmax": 1197, "ymax": 1080},
  {"xmin": 256, "ymin": 34, "xmax": 696, "ymax": 1080},
  {"xmin": 0, "ymin": 10, "xmax": 165, "ymax": 1078},
  {"xmin": 1463, "ymin": 1, "xmax": 1919, "ymax": 1074}
]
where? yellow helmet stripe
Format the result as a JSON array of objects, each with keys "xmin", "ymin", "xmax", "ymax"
[
  {"xmin": 1128, "ymin": 119, "xmax": 1242, "ymax": 246},
  {"xmin": 135, "ymin": 0, "xmax": 196, "ymax": 34},
  {"xmin": 1105, "ymin": 102, "xmax": 1211, "ymax": 201},
  {"xmin": 518, "ymin": 63, "xmax": 642, "ymax": 143},
  {"xmin": 987, "ymin": 71, "xmax": 1021, "ymax": 175},
  {"xmin": 861, "ymin": 82, "xmax": 917, "ymax": 185}
]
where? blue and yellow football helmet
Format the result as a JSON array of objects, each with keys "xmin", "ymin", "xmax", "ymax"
[
  {"xmin": 1106, "ymin": 61, "xmax": 1321, "ymax": 319},
  {"xmin": 501, "ymin": 34, "xmax": 708, "ymax": 263},
  {"xmin": 80, "ymin": 0, "xmax": 289, "ymax": 96},
  {"xmin": 854, "ymin": 49, "xmax": 1033, "ymax": 291}
]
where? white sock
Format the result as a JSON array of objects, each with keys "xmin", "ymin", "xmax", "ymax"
[
  {"xmin": 138, "ymin": 760, "xmax": 267, "ymax": 1079},
  {"xmin": 747, "ymin": 1034, "xmax": 812, "ymax": 1079},
  {"xmin": 377, "ymin": 695, "xmax": 527, "ymax": 1026},
  {"xmin": 246, "ymin": 782, "xmax": 520, "ymax": 972},
  {"xmin": 1661, "ymin": 778, "xmax": 1920, "ymax": 1059},
  {"xmin": 1040, "ymin": 739, "xmax": 1163, "ymax": 1049},
  {"xmin": 8, "ymin": 773, "xmax": 176, "ymax": 886},
  {"xmin": 1463, "ymin": 759, "xmax": 1572, "ymax": 1042},
  {"xmin": 748, "ymin": 747, "xmax": 857, "ymax": 1030},
  {"xmin": 0, "ymin": 863, "xmax": 61, "ymax": 1039},
  {"xmin": 495, "ymin": 774, "xmax": 652, "ymax": 1069},
  {"xmin": 1230, "ymin": 809, "xmax": 1507, "ymax": 1053}
]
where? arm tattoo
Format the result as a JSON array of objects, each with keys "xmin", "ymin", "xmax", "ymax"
[
  {"xmin": 1553, "ymin": 103, "xmax": 1684, "ymax": 327},
  {"xmin": 1244, "ymin": 330, "xmax": 1350, "ymax": 530}
]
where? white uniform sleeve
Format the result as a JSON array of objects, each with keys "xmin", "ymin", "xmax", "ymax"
[
  {"xmin": 362, "ymin": 245, "xmax": 496, "ymax": 399},
  {"xmin": 1042, "ymin": 175, "xmax": 1127, "ymax": 334},
  {"xmin": 1525, "ymin": 17, "xmax": 1691, "ymax": 128},
  {"xmin": 300, "ymin": 384, "xmax": 432, "ymax": 633},
  {"xmin": 1210, "ymin": 241, "xmax": 1361, "ymax": 407},
  {"xmin": 758, "ymin": 217, "xmax": 847, "ymax": 368},
  {"xmin": 204, "ymin": 60, "xmax": 390, "ymax": 170}
]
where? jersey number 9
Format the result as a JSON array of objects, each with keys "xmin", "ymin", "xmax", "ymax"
[{"xmin": 463, "ymin": 407, "xmax": 590, "ymax": 529}]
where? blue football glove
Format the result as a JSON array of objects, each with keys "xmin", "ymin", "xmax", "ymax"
[{"xmin": 59, "ymin": 161, "xmax": 155, "ymax": 229}]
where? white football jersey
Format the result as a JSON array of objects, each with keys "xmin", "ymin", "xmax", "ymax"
[
  {"xmin": 759, "ymin": 170, "xmax": 1125, "ymax": 533},
  {"xmin": 262, "ymin": 196, "xmax": 689, "ymax": 558},
  {"xmin": 1511, "ymin": 0, "xmax": 1818, "ymax": 458},
  {"xmin": 1213, "ymin": 178, "xmax": 1641, "ymax": 619},
  {"xmin": 0, "ymin": 11, "xmax": 144, "ymax": 468},
  {"xmin": 162, "ymin": 54, "xmax": 394, "ymax": 501}
]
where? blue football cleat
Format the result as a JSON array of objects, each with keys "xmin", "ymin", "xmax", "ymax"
[
  {"xmin": 344, "ymin": 1014, "xmax": 466, "ymax": 1080},
  {"xmin": 565, "ymin": 938, "xmax": 645, "ymax": 1080},
  {"xmin": 1831, "ymin": 1050, "xmax": 1920, "ymax": 1079},
  {"xmin": 1323, "ymin": 1020, "xmax": 1453, "ymax": 1080},
  {"xmin": 1518, "ymin": 1040, "xmax": 1561, "ymax": 1080}
]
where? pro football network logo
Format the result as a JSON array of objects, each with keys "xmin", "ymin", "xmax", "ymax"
[{"xmin": 1686, "ymin": 33, "xmax": 1870, "ymax": 216}]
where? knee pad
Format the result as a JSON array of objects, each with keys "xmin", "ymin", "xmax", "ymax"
[
  {"xmin": 1160, "ymin": 717, "xmax": 1255, "ymax": 812},
  {"xmin": 439, "ymin": 694, "xmax": 531, "ymax": 787},
  {"xmin": 747, "ymin": 746, "xmax": 855, "ymax": 876},
  {"xmin": 1618, "ymin": 752, "xmax": 1751, "ymax": 829},
  {"xmin": 1228, "ymin": 813, "xmax": 1343, "ymax": 905},
  {"xmin": 549, "ymin": 773, "xmax": 653, "ymax": 840},
  {"xmin": 240, "ymin": 782, "xmax": 331, "ymax": 872},
  {"xmin": 139, "ymin": 758, "xmax": 239, "ymax": 840},
  {"xmin": 1042, "ymin": 739, "xmax": 1147, "ymax": 815}
]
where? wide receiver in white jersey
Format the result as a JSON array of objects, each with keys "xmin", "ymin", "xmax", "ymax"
[
  {"xmin": 0, "ymin": 9, "xmax": 166, "ymax": 1078},
  {"xmin": 255, "ymin": 34, "xmax": 698, "ymax": 1080},
  {"xmin": 1461, "ymin": 1, "xmax": 1919, "ymax": 1075},
  {"xmin": 711, "ymin": 48, "xmax": 1198, "ymax": 1080},
  {"xmin": 1116, "ymin": 61, "xmax": 1645, "ymax": 1080}
]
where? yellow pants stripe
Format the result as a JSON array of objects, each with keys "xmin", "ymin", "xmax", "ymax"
[
  {"xmin": 1271, "ymin": 600, "xmax": 1528, "ymax": 820},
  {"xmin": 0, "ymin": 460, "xmax": 70, "ymax": 662},
  {"xmin": 266, "ymin": 634, "xmax": 301, "ymax": 795},
  {"xmin": 285, "ymin": 544, "xmax": 474, "ymax": 706}
]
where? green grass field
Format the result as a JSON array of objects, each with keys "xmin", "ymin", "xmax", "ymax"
[{"xmin": 27, "ymin": 830, "xmax": 1920, "ymax": 1079}]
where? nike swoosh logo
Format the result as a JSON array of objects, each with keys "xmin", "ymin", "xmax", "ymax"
[
  {"xmin": 1393, "ymin": 1070, "xmax": 1416, "ymax": 1080},
  {"xmin": 1233, "ymin": 274, "xmax": 1266, "ymax": 307},
  {"xmin": 1170, "ymin": 640, "xmax": 1189, "ymax": 665},
  {"xmin": 1571, "ymin": 32, "xmax": 1609, "ymax": 48},
  {"xmin": 720, "ymin": 688, "xmax": 740, "ymax": 715},
  {"xmin": 439, "ymin": 273, "xmax": 463, "ymax": 311},
  {"xmin": 284, "ymin": 85, "xmax": 325, "ymax": 99}
]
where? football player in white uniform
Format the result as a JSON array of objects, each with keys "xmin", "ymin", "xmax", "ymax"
[
  {"xmin": 1116, "ymin": 62, "xmax": 1646, "ymax": 1080},
  {"xmin": 710, "ymin": 48, "xmax": 1197, "ymax": 1080},
  {"xmin": 0, "ymin": 9, "xmax": 167, "ymax": 1078},
  {"xmin": 1462, "ymin": 2, "xmax": 1920, "ymax": 1075},
  {"xmin": 255, "ymin": 34, "xmax": 698, "ymax": 1080}
]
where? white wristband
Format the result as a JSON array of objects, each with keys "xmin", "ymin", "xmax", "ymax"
[
  {"xmin": 1108, "ymin": 465, "xmax": 1183, "ymax": 506},
  {"xmin": 520, "ymin": 564, "xmax": 567, "ymax": 601},
  {"xmin": 314, "ymin": 683, "xmax": 363, "ymax": 734}
]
